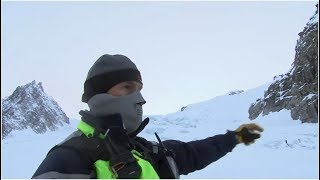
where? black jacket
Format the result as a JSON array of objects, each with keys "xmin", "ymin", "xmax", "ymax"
[{"xmin": 32, "ymin": 130, "xmax": 238, "ymax": 178}]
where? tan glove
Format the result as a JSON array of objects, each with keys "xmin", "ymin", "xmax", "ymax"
[{"xmin": 235, "ymin": 123, "xmax": 264, "ymax": 145}]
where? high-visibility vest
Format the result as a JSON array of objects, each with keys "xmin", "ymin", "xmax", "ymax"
[{"xmin": 77, "ymin": 120, "xmax": 160, "ymax": 179}]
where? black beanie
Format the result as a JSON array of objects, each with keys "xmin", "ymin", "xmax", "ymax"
[{"xmin": 82, "ymin": 54, "xmax": 142, "ymax": 103}]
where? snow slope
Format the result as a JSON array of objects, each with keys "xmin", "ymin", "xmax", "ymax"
[{"xmin": 1, "ymin": 82, "xmax": 318, "ymax": 178}]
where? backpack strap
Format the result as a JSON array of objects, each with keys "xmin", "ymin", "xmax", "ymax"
[
  {"xmin": 133, "ymin": 136, "xmax": 180, "ymax": 179},
  {"xmin": 47, "ymin": 130, "xmax": 109, "ymax": 165},
  {"xmin": 133, "ymin": 137, "xmax": 157, "ymax": 164}
]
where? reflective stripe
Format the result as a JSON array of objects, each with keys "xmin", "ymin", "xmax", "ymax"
[
  {"xmin": 32, "ymin": 171, "xmax": 94, "ymax": 179},
  {"xmin": 166, "ymin": 156, "xmax": 180, "ymax": 178}
]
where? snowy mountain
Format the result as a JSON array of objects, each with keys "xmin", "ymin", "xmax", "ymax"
[
  {"xmin": 2, "ymin": 82, "xmax": 318, "ymax": 178},
  {"xmin": 2, "ymin": 4, "xmax": 318, "ymax": 179},
  {"xmin": 249, "ymin": 5, "xmax": 318, "ymax": 123},
  {"xmin": 2, "ymin": 80, "xmax": 70, "ymax": 139}
]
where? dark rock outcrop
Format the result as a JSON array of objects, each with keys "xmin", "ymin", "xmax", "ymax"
[
  {"xmin": 249, "ymin": 5, "xmax": 318, "ymax": 123},
  {"xmin": 228, "ymin": 90, "xmax": 244, "ymax": 96},
  {"xmin": 2, "ymin": 80, "xmax": 70, "ymax": 138}
]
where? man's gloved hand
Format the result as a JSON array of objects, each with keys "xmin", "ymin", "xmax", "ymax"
[{"xmin": 235, "ymin": 123, "xmax": 264, "ymax": 145}]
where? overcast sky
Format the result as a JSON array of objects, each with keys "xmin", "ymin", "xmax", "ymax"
[{"xmin": 1, "ymin": 1, "xmax": 317, "ymax": 119}]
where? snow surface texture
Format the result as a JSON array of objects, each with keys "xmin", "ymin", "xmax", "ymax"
[{"xmin": 2, "ymin": 83, "xmax": 318, "ymax": 178}]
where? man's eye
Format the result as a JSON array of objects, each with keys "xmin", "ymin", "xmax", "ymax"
[{"xmin": 124, "ymin": 85, "xmax": 132, "ymax": 89}]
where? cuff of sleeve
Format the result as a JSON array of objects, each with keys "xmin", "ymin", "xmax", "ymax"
[{"xmin": 225, "ymin": 130, "xmax": 240, "ymax": 150}]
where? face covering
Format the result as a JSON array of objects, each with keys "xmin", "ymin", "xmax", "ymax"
[{"xmin": 87, "ymin": 91, "xmax": 146, "ymax": 133}]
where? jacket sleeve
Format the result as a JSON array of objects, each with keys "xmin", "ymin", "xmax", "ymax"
[
  {"xmin": 163, "ymin": 130, "xmax": 238, "ymax": 175},
  {"xmin": 32, "ymin": 147, "xmax": 94, "ymax": 179}
]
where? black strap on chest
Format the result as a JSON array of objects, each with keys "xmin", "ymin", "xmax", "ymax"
[
  {"xmin": 49, "ymin": 134, "xmax": 179, "ymax": 179},
  {"xmin": 48, "ymin": 133, "xmax": 108, "ymax": 164},
  {"xmin": 48, "ymin": 110, "xmax": 179, "ymax": 178},
  {"xmin": 82, "ymin": 111, "xmax": 142, "ymax": 178},
  {"xmin": 133, "ymin": 136, "xmax": 180, "ymax": 179}
]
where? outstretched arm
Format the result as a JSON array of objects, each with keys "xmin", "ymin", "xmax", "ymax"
[
  {"xmin": 163, "ymin": 123, "xmax": 264, "ymax": 175},
  {"xmin": 163, "ymin": 130, "xmax": 238, "ymax": 175}
]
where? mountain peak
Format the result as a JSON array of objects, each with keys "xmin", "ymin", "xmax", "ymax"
[
  {"xmin": 2, "ymin": 80, "xmax": 70, "ymax": 139},
  {"xmin": 22, "ymin": 80, "xmax": 44, "ymax": 92}
]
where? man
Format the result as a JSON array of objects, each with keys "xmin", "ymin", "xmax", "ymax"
[{"xmin": 32, "ymin": 54, "xmax": 264, "ymax": 179}]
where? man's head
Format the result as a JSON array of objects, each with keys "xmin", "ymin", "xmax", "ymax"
[
  {"xmin": 82, "ymin": 54, "xmax": 142, "ymax": 102},
  {"xmin": 82, "ymin": 54, "xmax": 146, "ymax": 133}
]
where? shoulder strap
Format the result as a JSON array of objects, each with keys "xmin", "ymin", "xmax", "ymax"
[
  {"xmin": 48, "ymin": 131, "xmax": 109, "ymax": 164},
  {"xmin": 133, "ymin": 136, "xmax": 180, "ymax": 179},
  {"xmin": 133, "ymin": 137, "xmax": 157, "ymax": 163}
]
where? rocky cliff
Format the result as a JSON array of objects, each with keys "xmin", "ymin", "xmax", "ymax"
[{"xmin": 249, "ymin": 5, "xmax": 318, "ymax": 123}]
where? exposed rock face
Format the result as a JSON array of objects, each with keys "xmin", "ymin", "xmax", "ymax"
[
  {"xmin": 249, "ymin": 5, "xmax": 318, "ymax": 123},
  {"xmin": 2, "ymin": 81, "xmax": 70, "ymax": 138},
  {"xmin": 181, "ymin": 106, "xmax": 187, "ymax": 112},
  {"xmin": 228, "ymin": 90, "xmax": 244, "ymax": 96}
]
